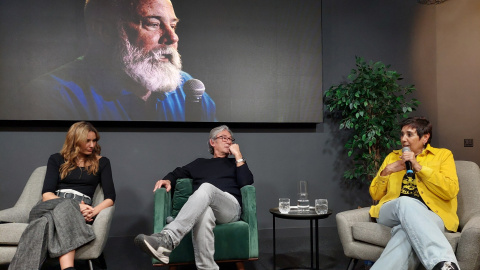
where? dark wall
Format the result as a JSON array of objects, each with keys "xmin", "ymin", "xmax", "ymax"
[
  {"xmin": 1, "ymin": 0, "xmax": 425, "ymax": 257},
  {"xmin": 0, "ymin": 122, "xmax": 367, "ymax": 234}
]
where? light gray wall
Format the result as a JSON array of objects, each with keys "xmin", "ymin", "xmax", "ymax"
[{"xmin": 0, "ymin": 0, "xmax": 431, "ymax": 241}]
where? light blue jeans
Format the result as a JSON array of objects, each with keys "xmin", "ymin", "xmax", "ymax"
[
  {"xmin": 163, "ymin": 183, "xmax": 241, "ymax": 270},
  {"xmin": 371, "ymin": 197, "xmax": 459, "ymax": 270}
]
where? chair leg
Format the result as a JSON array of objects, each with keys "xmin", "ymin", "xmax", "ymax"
[
  {"xmin": 347, "ymin": 258, "xmax": 359, "ymax": 270},
  {"xmin": 90, "ymin": 252, "xmax": 108, "ymax": 269},
  {"xmin": 235, "ymin": 262, "xmax": 245, "ymax": 270},
  {"xmin": 88, "ymin": 260, "xmax": 93, "ymax": 270}
]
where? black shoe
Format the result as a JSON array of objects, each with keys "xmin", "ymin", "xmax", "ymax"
[
  {"xmin": 433, "ymin": 261, "xmax": 459, "ymax": 270},
  {"xmin": 134, "ymin": 231, "xmax": 173, "ymax": 264}
]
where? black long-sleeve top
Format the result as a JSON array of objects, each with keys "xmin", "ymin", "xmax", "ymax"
[
  {"xmin": 42, "ymin": 153, "xmax": 116, "ymax": 202},
  {"xmin": 163, "ymin": 157, "xmax": 254, "ymax": 205}
]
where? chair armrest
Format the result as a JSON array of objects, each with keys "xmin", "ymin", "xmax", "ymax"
[
  {"xmin": 240, "ymin": 185, "xmax": 256, "ymax": 222},
  {"xmin": 0, "ymin": 206, "xmax": 30, "ymax": 223},
  {"xmin": 76, "ymin": 205, "xmax": 115, "ymax": 259},
  {"xmin": 336, "ymin": 208, "xmax": 372, "ymax": 250},
  {"xmin": 456, "ymin": 212, "xmax": 480, "ymax": 270},
  {"xmin": 153, "ymin": 188, "xmax": 172, "ymax": 233},
  {"xmin": 240, "ymin": 185, "xmax": 258, "ymax": 258}
]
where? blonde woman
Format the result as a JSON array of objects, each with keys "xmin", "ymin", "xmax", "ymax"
[{"xmin": 9, "ymin": 121, "xmax": 116, "ymax": 270}]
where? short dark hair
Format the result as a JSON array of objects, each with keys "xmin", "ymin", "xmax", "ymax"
[{"xmin": 399, "ymin": 117, "xmax": 432, "ymax": 145}]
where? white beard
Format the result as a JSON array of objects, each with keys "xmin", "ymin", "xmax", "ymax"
[{"xmin": 117, "ymin": 36, "xmax": 183, "ymax": 93}]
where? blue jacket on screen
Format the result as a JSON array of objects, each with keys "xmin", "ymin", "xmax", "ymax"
[{"xmin": 17, "ymin": 57, "xmax": 216, "ymax": 121}]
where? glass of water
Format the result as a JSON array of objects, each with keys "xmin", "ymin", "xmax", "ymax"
[
  {"xmin": 279, "ymin": 198, "xmax": 290, "ymax": 213},
  {"xmin": 315, "ymin": 199, "xmax": 328, "ymax": 214}
]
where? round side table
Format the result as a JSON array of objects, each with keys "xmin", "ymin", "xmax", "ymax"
[{"xmin": 269, "ymin": 207, "xmax": 332, "ymax": 270}]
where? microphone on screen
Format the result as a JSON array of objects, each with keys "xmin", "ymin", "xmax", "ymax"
[
  {"xmin": 402, "ymin": 147, "xmax": 415, "ymax": 177},
  {"xmin": 184, "ymin": 79, "xmax": 205, "ymax": 122}
]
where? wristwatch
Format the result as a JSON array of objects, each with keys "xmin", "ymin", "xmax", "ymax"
[{"xmin": 235, "ymin": 158, "xmax": 246, "ymax": 164}]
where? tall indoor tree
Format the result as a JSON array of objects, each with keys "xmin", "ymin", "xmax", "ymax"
[{"xmin": 325, "ymin": 56, "xmax": 420, "ymax": 185}]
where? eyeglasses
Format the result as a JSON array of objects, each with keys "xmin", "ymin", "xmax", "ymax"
[{"xmin": 215, "ymin": 136, "xmax": 235, "ymax": 143}]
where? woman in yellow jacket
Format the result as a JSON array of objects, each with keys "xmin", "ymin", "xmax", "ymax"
[{"xmin": 369, "ymin": 117, "xmax": 459, "ymax": 270}]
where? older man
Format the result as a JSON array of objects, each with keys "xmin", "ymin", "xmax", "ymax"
[
  {"xmin": 17, "ymin": 0, "xmax": 216, "ymax": 121},
  {"xmin": 135, "ymin": 125, "xmax": 254, "ymax": 270}
]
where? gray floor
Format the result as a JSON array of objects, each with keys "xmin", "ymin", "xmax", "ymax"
[{"xmin": 1, "ymin": 227, "xmax": 369, "ymax": 270}]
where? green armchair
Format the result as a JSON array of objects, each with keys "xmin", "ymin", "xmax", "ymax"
[{"xmin": 152, "ymin": 178, "xmax": 258, "ymax": 269}]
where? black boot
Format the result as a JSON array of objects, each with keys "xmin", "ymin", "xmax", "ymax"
[{"xmin": 432, "ymin": 261, "xmax": 459, "ymax": 270}]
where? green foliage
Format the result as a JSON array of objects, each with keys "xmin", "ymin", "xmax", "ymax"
[{"xmin": 324, "ymin": 56, "xmax": 420, "ymax": 185}]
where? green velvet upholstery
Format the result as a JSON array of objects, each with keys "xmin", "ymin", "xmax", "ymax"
[{"xmin": 152, "ymin": 178, "xmax": 258, "ymax": 265}]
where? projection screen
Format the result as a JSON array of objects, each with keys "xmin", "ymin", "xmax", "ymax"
[{"xmin": 0, "ymin": 0, "xmax": 322, "ymax": 123}]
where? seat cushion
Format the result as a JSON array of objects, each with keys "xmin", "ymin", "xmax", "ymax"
[
  {"xmin": 352, "ymin": 222, "xmax": 391, "ymax": 247},
  {"xmin": 0, "ymin": 223, "xmax": 29, "ymax": 245},
  {"xmin": 444, "ymin": 231, "xmax": 461, "ymax": 250},
  {"xmin": 166, "ymin": 220, "xmax": 250, "ymax": 264}
]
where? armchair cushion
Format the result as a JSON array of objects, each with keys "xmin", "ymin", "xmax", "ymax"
[
  {"xmin": 171, "ymin": 178, "xmax": 193, "ymax": 218},
  {"xmin": 0, "ymin": 223, "xmax": 28, "ymax": 245},
  {"xmin": 0, "ymin": 167, "xmax": 45, "ymax": 223},
  {"xmin": 352, "ymin": 222, "xmax": 390, "ymax": 247}
]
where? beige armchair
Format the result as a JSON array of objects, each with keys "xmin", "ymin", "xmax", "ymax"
[
  {"xmin": 0, "ymin": 166, "xmax": 115, "ymax": 270},
  {"xmin": 336, "ymin": 160, "xmax": 480, "ymax": 270}
]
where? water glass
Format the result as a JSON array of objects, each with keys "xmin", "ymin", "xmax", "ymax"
[
  {"xmin": 315, "ymin": 199, "xmax": 328, "ymax": 214},
  {"xmin": 279, "ymin": 198, "xmax": 290, "ymax": 213}
]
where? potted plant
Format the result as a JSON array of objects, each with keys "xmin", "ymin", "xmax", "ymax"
[{"xmin": 324, "ymin": 56, "xmax": 420, "ymax": 185}]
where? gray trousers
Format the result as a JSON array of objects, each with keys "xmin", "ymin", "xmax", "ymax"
[
  {"xmin": 163, "ymin": 183, "xmax": 241, "ymax": 270},
  {"xmin": 371, "ymin": 197, "xmax": 459, "ymax": 270},
  {"xmin": 8, "ymin": 198, "xmax": 95, "ymax": 270}
]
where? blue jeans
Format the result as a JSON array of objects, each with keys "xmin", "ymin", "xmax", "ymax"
[
  {"xmin": 371, "ymin": 197, "xmax": 459, "ymax": 270},
  {"xmin": 163, "ymin": 183, "xmax": 241, "ymax": 270}
]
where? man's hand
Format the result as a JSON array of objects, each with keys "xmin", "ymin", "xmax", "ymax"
[
  {"xmin": 154, "ymin": 179, "xmax": 172, "ymax": 192},
  {"xmin": 229, "ymin": 143, "xmax": 246, "ymax": 166},
  {"xmin": 229, "ymin": 144, "xmax": 242, "ymax": 159}
]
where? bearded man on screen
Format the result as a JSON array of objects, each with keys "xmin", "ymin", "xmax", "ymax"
[{"xmin": 17, "ymin": 0, "xmax": 216, "ymax": 121}]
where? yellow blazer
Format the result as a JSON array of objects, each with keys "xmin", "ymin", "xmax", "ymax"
[{"xmin": 369, "ymin": 145, "xmax": 459, "ymax": 232}]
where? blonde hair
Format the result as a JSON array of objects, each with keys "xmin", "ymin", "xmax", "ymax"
[{"xmin": 59, "ymin": 121, "xmax": 101, "ymax": 179}]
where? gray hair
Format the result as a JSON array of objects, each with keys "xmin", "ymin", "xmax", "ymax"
[{"xmin": 208, "ymin": 125, "xmax": 233, "ymax": 155}]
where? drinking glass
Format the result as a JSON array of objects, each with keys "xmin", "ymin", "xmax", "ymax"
[
  {"xmin": 297, "ymin": 181, "xmax": 309, "ymax": 212},
  {"xmin": 315, "ymin": 199, "xmax": 328, "ymax": 214},
  {"xmin": 279, "ymin": 198, "xmax": 290, "ymax": 214}
]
